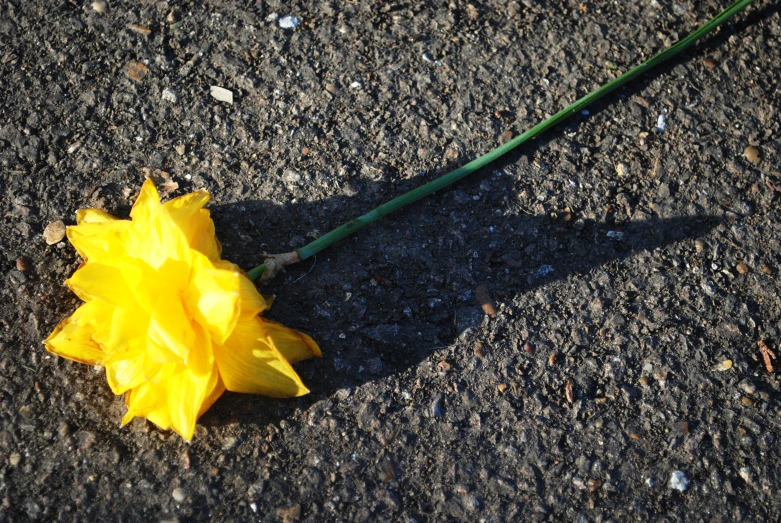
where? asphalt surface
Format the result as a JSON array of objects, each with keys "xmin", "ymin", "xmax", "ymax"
[{"xmin": 1, "ymin": 0, "xmax": 780, "ymax": 521}]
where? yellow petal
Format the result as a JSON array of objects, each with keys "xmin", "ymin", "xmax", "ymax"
[
  {"xmin": 164, "ymin": 191, "xmax": 222, "ymax": 261},
  {"xmin": 197, "ymin": 374, "xmax": 226, "ymax": 418},
  {"xmin": 228, "ymin": 265, "xmax": 272, "ymax": 317},
  {"xmin": 120, "ymin": 360, "xmax": 177, "ymax": 427},
  {"xmin": 121, "ymin": 363, "xmax": 219, "ymax": 440},
  {"xmin": 67, "ymin": 220, "xmax": 131, "ymax": 263},
  {"xmin": 66, "ymin": 262, "xmax": 140, "ymax": 310},
  {"xmin": 147, "ymin": 291, "xmax": 199, "ymax": 364},
  {"xmin": 122, "ymin": 380, "xmax": 170, "ymax": 430},
  {"xmin": 261, "ymin": 319, "xmax": 321, "ymax": 364},
  {"xmin": 105, "ymin": 349, "xmax": 147, "ymax": 394},
  {"xmin": 92, "ymin": 307, "xmax": 150, "ymax": 357},
  {"xmin": 43, "ymin": 300, "xmax": 112, "ymax": 365},
  {"xmin": 184, "ymin": 252, "xmax": 241, "ymax": 346},
  {"xmin": 208, "ymin": 260, "xmax": 271, "ymax": 317},
  {"xmin": 76, "ymin": 208, "xmax": 120, "ymax": 225},
  {"xmin": 125, "ymin": 179, "xmax": 191, "ymax": 269},
  {"xmin": 69, "ymin": 257, "xmax": 190, "ymax": 316},
  {"xmin": 166, "ymin": 365, "xmax": 219, "ymax": 440},
  {"xmin": 101, "ymin": 326, "xmax": 154, "ymax": 395},
  {"xmin": 214, "ymin": 318, "xmax": 309, "ymax": 397}
]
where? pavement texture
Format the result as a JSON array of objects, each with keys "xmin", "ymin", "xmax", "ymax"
[{"xmin": 1, "ymin": 0, "xmax": 780, "ymax": 521}]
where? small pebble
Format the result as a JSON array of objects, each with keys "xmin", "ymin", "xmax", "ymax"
[
  {"xmin": 735, "ymin": 262, "xmax": 749, "ymax": 274},
  {"xmin": 615, "ymin": 163, "xmax": 629, "ymax": 177},
  {"xmin": 738, "ymin": 467, "xmax": 753, "ymax": 485},
  {"xmin": 209, "ymin": 86, "xmax": 233, "ymax": 104},
  {"xmin": 126, "ymin": 24, "xmax": 151, "ymax": 35},
  {"xmin": 279, "ymin": 15, "xmax": 300, "ymax": 29},
  {"xmin": 172, "ymin": 487, "xmax": 186, "ymax": 503},
  {"xmin": 588, "ymin": 478, "xmax": 602, "ymax": 492},
  {"xmin": 16, "ymin": 257, "xmax": 29, "ymax": 271},
  {"xmin": 125, "ymin": 60, "xmax": 149, "ymax": 82},
  {"xmin": 284, "ymin": 170, "xmax": 301, "ymax": 183},
  {"xmin": 9, "ymin": 453, "xmax": 21, "ymax": 467},
  {"xmin": 162, "ymin": 88, "xmax": 177, "ymax": 103},
  {"xmin": 91, "ymin": 1, "xmax": 107, "ymax": 13},
  {"xmin": 714, "ymin": 359, "xmax": 733, "ymax": 372},
  {"xmin": 670, "ymin": 470, "xmax": 689, "ymax": 492},
  {"xmin": 744, "ymin": 146, "xmax": 760, "ymax": 165},
  {"xmin": 43, "ymin": 220, "xmax": 66, "ymax": 245},
  {"xmin": 429, "ymin": 394, "xmax": 443, "ymax": 418},
  {"xmin": 738, "ymin": 382, "xmax": 757, "ymax": 395},
  {"xmin": 656, "ymin": 114, "xmax": 667, "ymax": 132}
]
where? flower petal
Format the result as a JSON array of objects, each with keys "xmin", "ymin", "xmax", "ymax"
[
  {"xmin": 43, "ymin": 300, "xmax": 112, "ymax": 365},
  {"xmin": 227, "ymin": 265, "xmax": 272, "ymax": 317},
  {"xmin": 66, "ymin": 262, "xmax": 140, "ymax": 310},
  {"xmin": 122, "ymin": 380, "xmax": 170, "ymax": 430},
  {"xmin": 125, "ymin": 179, "xmax": 191, "ymax": 269},
  {"xmin": 261, "ymin": 319, "xmax": 321, "ymax": 364},
  {"xmin": 164, "ymin": 191, "xmax": 222, "ymax": 261},
  {"xmin": 122, "ymin": 362, "xmax": 219, "ymax": 441},
  {"xmin": 214, "ymin": 318, "xmax": 309, "ymax": 397},
  {"xmin": 198, "ymin": 374, "xmax": 226, "ymax": 418},
  {"xmin": 166, "ymin": 365, "xmax": 219, "ymax": 440},
  {"xmin": 147, "ymin": 290, "xmax": 199, "ymax": 364},
  {"xmin": 76, "ymin": 208, "xmax": 120, "ymax": 225},
  {"xmin": 185, "ymin": 253, "xmax": 241, "ymax": 346},
  {"xmin": 67, "ymin": 220, "xmax": 131, "ymax": 263},
  {"xmin": 92, "ymin": 306, "xmax": 150, "ymax": 356},
  {"xmin": 104, "ymin": 348, "xmax": 147, "ymax": 394}
]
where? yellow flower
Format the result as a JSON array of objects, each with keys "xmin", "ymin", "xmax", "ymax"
[{"xmin": 44, "ymin": 179, "xmax": 320, "ymax": 440}]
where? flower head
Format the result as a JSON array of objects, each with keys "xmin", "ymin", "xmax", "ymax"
[{"xmin": 44, "ymin": 180, "xmax": 320, "ymax": 440}]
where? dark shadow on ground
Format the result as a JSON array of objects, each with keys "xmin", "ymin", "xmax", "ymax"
[{"xmin": 203, "ymin": 184, "xmax": 718, "ymax": 430}]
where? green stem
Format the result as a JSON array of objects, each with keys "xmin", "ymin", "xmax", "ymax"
[
  {"xmin": 249, "ymin": 0, "xmax": 754, "ymax": 281},
  {"xmin": 247, "ymin": 263, "xmax": 266, "ymax": 281}
]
